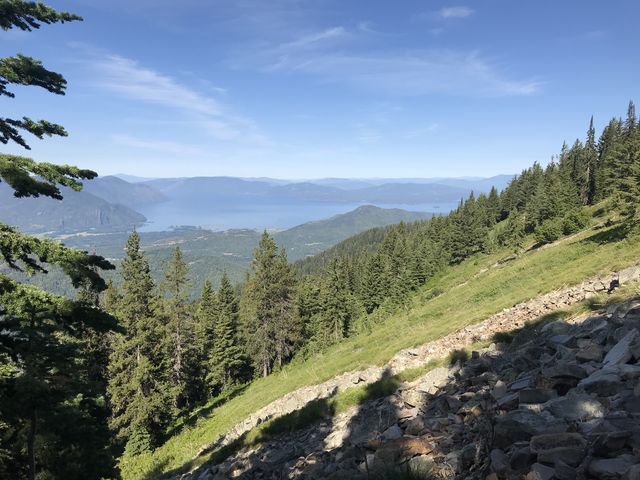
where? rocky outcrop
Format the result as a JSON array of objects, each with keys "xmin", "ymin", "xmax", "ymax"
[
  {"xmin": 188, "ymin": 265, "xmax": 640, "ymax": 471},
  {"xmin": 189, "ymin": 291, "xmax": 640, "ymax": 479}
]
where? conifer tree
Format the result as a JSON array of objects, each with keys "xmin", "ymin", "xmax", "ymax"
[
  {"xmin": 585, "ymin": 116, "xmax": 598, "ymax": 204},
  {"xmin": 161, "ymin": 246, "xmax": 198, "ymax": 409},
  {"xmin": 241, "ymin": 232, "xmax": 300, "ymax": 377},
  {"xmin": 107, "ymin": 231, "xmax": 171, "ymax": 455},
  {"xmin": 0, "ymin": 4, "xmax": 117, "ymax": 478},
  {"xmin": 207, "ymin": 273, "xmax": 244, "ymax": 391},
  {"xmin": 194, "ymin": 279, "xmax": 217, "ymax": 389}
]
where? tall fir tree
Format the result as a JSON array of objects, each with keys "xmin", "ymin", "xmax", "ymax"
[
  {"xmin": 161, "ymin": 246, "xmax": 199, "ymax": 409},
  {"xmin": 207, "ymin": 273, "xmax": 244, "ymax": 392},
  {"xmin": 107, "ymin": 231, "xmax": 171, "ymax": 455},
  {"xmin": 241, "ymin": 232, "xmax": 300, "ymax": 377}
]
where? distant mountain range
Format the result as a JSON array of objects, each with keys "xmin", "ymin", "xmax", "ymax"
[
  {"xmin": 0, "ymin": 174, "xmax": 513, "ymax": 235},
  {"xmin": 135, "ymin": 174, "xmax": 513, "ymax": 206}
]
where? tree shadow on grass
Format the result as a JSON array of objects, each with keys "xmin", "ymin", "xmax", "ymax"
[
  {"xmin": 152, "ymin": 288, "xmax": 640, "ymax": 480},
  {"xmin": 579, "ymin": 224, "xmax": 628, "ymax": 245},
  {"xmin": 164, "ymin": 383, "xmax": 250, "ymax": 440}
]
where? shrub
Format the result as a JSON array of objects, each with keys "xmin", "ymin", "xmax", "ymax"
[
  {"xmin": 562, "ymin": 209, "xmax": 590, "ymax": 235},
  {"xmin": 535, "ymin": 219, "xmax": 563, "ymax": 243}
]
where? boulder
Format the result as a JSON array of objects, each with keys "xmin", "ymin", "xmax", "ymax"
[
  {"xmin": 542, "ymin": 363, "xmax": 587, "ymax": 380},
  {"xmin": 604, "ymin": 329, "xmax": 639, "ymax": 367},
  {"xmin": 545, "ymin": 394, "xmax": 605, "ymax": 421},
  {"xmin": 374, "ymin": 437, "xmax": 435, "ymax": 464},
  {"xmin": 494, "ymin": 410, "xmax": 567, "ymax": 448},
  {"xmin": 530, "ymin": 432, "xmax": 587, "ymax": 467},
  {"xmin": 403, "ymin": 417, "xmax": 426, "ymax": 436},
  {"xmin": 519, "ymin": 388, "xmax": 557, "ymax": 404},
  {"xmin": 578, "ymin": 367, "xmax": 622, "ymax": 396},
  {"xmin": 381, "ymin": 424, "xmax": 402, "ymax": 441},
  {"xmin": 576, "ymin": 342, "xmax": 604, "ymax": 363},
  {"xmin": 490, "ymin": 448, "xmax": 510, "ymax": 476},
  {"xmin": 492, "ymin": 380, "xmax": 508, "ymax": 400},
  {"xmin": 588, "ymin": 457, "xmax": 633, "ymax": 479},
  {"xmin": 625, "ymin": 464, "xmax": 640, "ymax": 480},
  {"xmin": 525, "ymin": 462, "xmax": 555, "ymax": 480}
]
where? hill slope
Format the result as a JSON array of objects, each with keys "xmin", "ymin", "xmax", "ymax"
[
  {"xmin": 0, "ymin": 183, "xmax": 146, "ymax": 233},
  {"xmin": 83, "ymin": 175, "xmax": 166, "ymax": 208},
  {"xmin": 121, "ymin": 219, "xmax": 640, "ymax": 479}
]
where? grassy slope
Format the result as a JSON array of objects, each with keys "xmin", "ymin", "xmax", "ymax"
[{"xmin": 122, "ymin": 223, "xmax": 640, "ymax": 480}]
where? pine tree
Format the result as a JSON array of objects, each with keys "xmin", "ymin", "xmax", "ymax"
[
  {"xmin": 241, "ymin": 232, "xmax": 300, "ymax": 377},
  {"xmin": 207, "ymin": 273, "xmax": 244, "ymax": 391},
  {"xmin": 161, "ymin": 246, "xmax": 198, "ymax": 409},
  {"xmin": 194, "ymin": 279, "xmax": 217, "ymax": 392},
  {"xmin": 585, "ymin": 116, "xmax": 598, "ymax": 204},
  {"xmin": 107, "ymin": 231, "xmax": 171, "ymax": 454}
]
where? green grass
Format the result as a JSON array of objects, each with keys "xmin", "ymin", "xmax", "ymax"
[{"xmin": 120, "ymin": 223, "xmax": 640, "ymax": 480}]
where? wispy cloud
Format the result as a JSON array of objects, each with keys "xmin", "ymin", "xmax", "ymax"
[
  {"xmin": 92, "ymin": 54, "xmax": 222, "ymax": 116},
  {"xmin": 403, "ymin": 123, "xmax": 440, "ymax": 139},
  {"xmin": 112, "ymin": 134, "xmax": 205, "ymax": 156},
  {"xmin": 438, "ymin": 6, "xmax": 474, "ymax": 19},
  {"xmin": 283, "ymin": 26, "xmax": 347, "ymax": 49},
  {"xmin": 234, "ymin": 39, "xmax": 542, "ymax": 97},
  {"xmin": 78, "ymin": 48, "xmax": 270, "ymax": 144}
]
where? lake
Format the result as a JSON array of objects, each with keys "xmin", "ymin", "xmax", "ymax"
[{"xmin": 136, "ymin": 199, "xmax": 458, "ymax": 232}]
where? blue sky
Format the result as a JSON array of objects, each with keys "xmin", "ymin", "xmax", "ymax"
[{"xmin": 2, "ymin": 0, "xmax": 639, "ymax": 179}]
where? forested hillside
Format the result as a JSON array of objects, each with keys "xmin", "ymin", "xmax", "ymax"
[
  {"xmin": 104, "ymin": 103, "xmax": 640, "ymax": 480},
  {"xmin": 95, "ymin": 103, "xmax": 640, "ymax": 476}
]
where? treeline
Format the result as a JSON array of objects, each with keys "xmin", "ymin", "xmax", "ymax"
[{"xmin": 96, "ymin": 103, "xmax": 640, "ymax": 457}]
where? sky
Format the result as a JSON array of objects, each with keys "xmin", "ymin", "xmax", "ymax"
[{"xmin": 1, "ymin": 0, "xmax": 639, "ymax": 179}]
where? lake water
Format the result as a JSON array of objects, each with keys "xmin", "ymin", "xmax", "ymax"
[{"xmin": 136, "ymin": 199, "xmax": 458, "ymax": 232}]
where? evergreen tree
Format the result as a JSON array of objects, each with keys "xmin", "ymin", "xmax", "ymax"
[
  {"xmin": 161, "ymin": 246, "xmax": 199, "ymax": 409},
  {"xmin": 0, "ymin": 4, "xmax": 117, "ymax": 478},
  {"xmin": 207, "ymin": 273, "xmax": 244, "ymax": 391},
  {"xmin": 194, "ymin": 279, "xmax": 217, "ymax": 395},
  {"xmin": 585, "ymin": 116, "xmax": 598, "ymax": 204},
  {"xmin": 107, "ymin": 231, "xmax": 171, "ymax": 454},
  {"xmin": 241, "ymin": 232, "xmax": 300, "ymax": 377}
]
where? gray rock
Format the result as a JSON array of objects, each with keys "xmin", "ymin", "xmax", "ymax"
[
  {"xmin": 490, "ymin": 448, "xmax": 510, "ymax": 476},
  {"xmin": 510, "ymin": 445, "xmax": 535, "ymax": 470},
  {"xmin": 497, "ymin": 392, "xmax": 519, "ymax": 409},
  {"xmin": 407, "ymin": 455, "xmax": 433, "ymax": 475},
  {"xmin": 492, "ymin": 380, "xmax": 508, "ymax": 400},
  {"xmin": 519, "ymin": 388, "xmax": 557, "ymax": 404},
  {"xmin": 526, "ymin": 462, "xmax": 555, "ymax": 480},
  {"xmin": 382, "ymin": 424, "xmax": 402, "ymax": 441},
  {"xmin": 542, "ymin": 320, "xmax": 571, "ymax": 335},
  {"xmin": 530, "ymin": 432, "xmax": 587, "ymax": 467},
  {"xmin": 494, "ymin": 410, "xmax": 567, "ymax": 448},
  {"xmin": 403, "ymin": 417, "xmax": 426, "ymax": 436},
  {"xmin": 604, "ymin": 329, "xmax": 639, "ymax": 366},
  {"xmin": 578, "ymin": 367, "xmax": 622, "ymax": 395},
  {"xmin": 445, "ymin": 444, "xmax": 476, "ymax": 473},
  {"xmin": 588, "ymin": 457, "xmax": 633, "ymax": 479},
  {"xmin": 624, "ymin": 464, "xmax": 640, "ymax": 480},
  {"xmin": 542, "ymin": 363, "xmax": 587, "ymax": 379},
  {"xmin": 510, "ymin": 375, "xmax": 535, "ymax": 391},
  {"xmin": 576, "ymin": 342, "xmax": 604, "ymax": 362},
  {"xmin": 550, "ymin": 334, "xmax": 574, "ymax": 346},
  {"xmin": 545, "ymin": 394, "xmax": 605, "ymax": 421},
  {"xmin": 554, "ymin": 461, "xmax": 577, "ymax": 480}
]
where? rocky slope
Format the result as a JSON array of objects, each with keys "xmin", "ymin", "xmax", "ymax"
[{"xmin": 185, "ymin": 266, "xmax": 640, "ymax": 479}]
